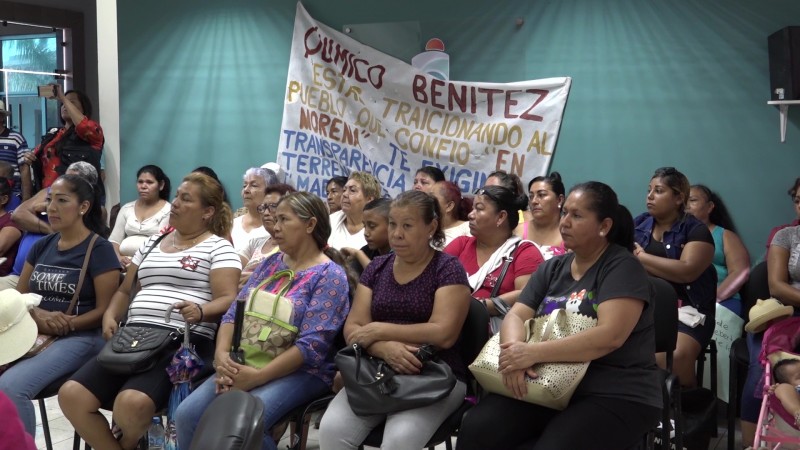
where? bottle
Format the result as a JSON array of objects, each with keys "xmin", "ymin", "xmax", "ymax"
[{"xmin": 147, "ymin": 416, "xmax": 165, "ymax": 449}]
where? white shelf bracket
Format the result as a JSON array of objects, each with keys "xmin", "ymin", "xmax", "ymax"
[{"xmin": 768, "ymin": 100, "xmax": 800, "ymax": 143}]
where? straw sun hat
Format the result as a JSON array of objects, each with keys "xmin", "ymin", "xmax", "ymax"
[
  {"xmin": 744, "ymin": 298, "xmax": 794, "ymax": 333},
  {"xmin": 0, "ymin": 289, "xmax": 42, "ymax": 366}
]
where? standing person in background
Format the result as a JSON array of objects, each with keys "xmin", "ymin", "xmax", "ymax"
[
  {"xmin": 326, "ymin": 176, "xmax": 348, "ymax": 214},
  {"xmin": 523, "ymin": 172, "xmax": 567, "ymax": 260},
  {"xmin": 231, "ymin": 167, "xmax": 276, "ymax": 252},
  {"xmin": 413, "ymin": 166, "xmax": 445, "ymax": 193},
  {"xmin": 25, "ymin": 86, "xmax": 103, "ymax": 191},
  {"xmin": 109, "ymin": 165, "xmax": 171, "ymax": 270},
  {"xmin": 431, "ymin": 181, "xmax": 472, "ymax": 247},
  {"xmin": 634, "ymin": 167, "xmax": 716, "ymax": 388},
  {"xmin": 685, "ymin": 184, "xmax": 750, "ymax": 316},
  {"xmin": 0, "ymin": 101, "xmax": 31, "ymax": 209},
  {"xmin": 328, "ymin": 172, "xmax": 381, "ymax": 251}
]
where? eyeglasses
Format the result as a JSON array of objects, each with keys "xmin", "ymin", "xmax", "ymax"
[{"xmin": 257, "ymin": 203, "xmax": 278, "ymax": 214}]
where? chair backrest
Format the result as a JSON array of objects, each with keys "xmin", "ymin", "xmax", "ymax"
[
  {"xmin": 460, "ymin": 299, "xmax": 491, "ymax": 366},
  {"xmin": 189, "ymin": 390, "xmax": 265, "ymax": 450},
  {"xmin": 741, "ymin": 261, "xmax": 769, "ymax": 319},
  {"xmin": 650, "ymin": 276, "xmax": 678, "ymax": 369}
]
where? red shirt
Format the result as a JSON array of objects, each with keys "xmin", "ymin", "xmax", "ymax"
[
  {"xmin": 444, "ymin": 236, "xmax": 544, "ymax": 298},
  {"xmin": 35, "ymin": 117, "xmax": 103, "ymax": 188}
]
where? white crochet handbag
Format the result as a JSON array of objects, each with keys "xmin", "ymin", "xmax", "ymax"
[{"xmin": 469, "ymin": 308, "xmax": 597, "ymax": 410}]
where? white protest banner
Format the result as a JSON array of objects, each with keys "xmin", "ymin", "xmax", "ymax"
[{"xmin": 277, "ymin": 3, "xmax": 571, "ymax": 198}]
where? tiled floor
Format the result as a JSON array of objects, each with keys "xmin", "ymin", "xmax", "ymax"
[{"xmin": 36, "ymin": 397, "xmax": 741, "ymax": 450}]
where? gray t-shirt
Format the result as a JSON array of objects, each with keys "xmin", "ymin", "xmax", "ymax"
[
  {"xmin": 519, "ymin": 244, "xmax": 661, "ymax": 408},
  {"xmin": 772, "ymin": 225, "xmax": 800, "ymax": 288}
]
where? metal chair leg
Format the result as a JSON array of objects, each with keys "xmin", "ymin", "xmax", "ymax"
[{"xmin": 38, "ymin": 398, "xmax": 53, "ymax": 450}]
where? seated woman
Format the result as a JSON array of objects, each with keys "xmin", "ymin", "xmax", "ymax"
[
  {"xmin": 109, "ymin": 165, "xmax": 171, "ymax": 269},
  {"xmin": 175, "ymin": 192, "xmax": 353, "ymax": 449},
  {"xmin": 326, "ymin": 176, "xmax": 347, "ymax": 214},
  {"xmin": 238, "ymin": 183, "xmax": 296, "ymax": 289},
  {"xmin": 445, "ymin": 185, "xmax": 543, "ymax": 325},
  {"xmin": 766, "ymin": 177, "xmax": 800, "ymax": 257},
  {"xmin": 431, "ymin": 181, "xmax": 471, "ymax": 247},
  {"xmin": 319, "ymin": 190, "xmax": 472, "ymax": 449},
  {"xmin": 328, "ymin": 171, "xmax": 381, "ymax": 251},
  {"xmin": 486, "ymin": 170, "xmax": 528, "ymax": 234},
  {"xmin": 0, "ymin": 176, "xmax": 22, "ymax": 276},
  {"xmin": 0, "ymin": 174, "xmax": 120, "ymax": 436},
  {"xmin": 457, "ymin": 181, "xmax": 661, "ymax": 450},
  {"xmin": 58, "ymin": 173, "xmax": 241, "ymax": 450},
  {"xmin": 413, "ymin": 166, "xmax": 445, "ymax": 193},
  {"xmin": 634, "ymin": 167, "xmax": 716, "ymax": 388},
  {"xmin": 740, "ymin": 221, "xmax": 800, "ymax": 445},
  {"xmin": 686, "ymin": 184, "xmax": 750, "ymax": 316},
  {"xmin": 523, "ymin": 172, "xmax": 567, "ymax": 260},
  {"xmin": 231, "ymin": 167, "xmax": 276, "ymax": 252}
]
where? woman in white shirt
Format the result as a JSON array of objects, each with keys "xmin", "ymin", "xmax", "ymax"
[
  {"xmin": 109, "ymin": 165, "xmax": 171, "ymax": 269},
  {"xmin": 231, "ymin": 167, "xmax": 277, "ymax": 252},
  {"xmin": 328, "ymin": 172, "xmax": 381, "ymax": 250}
]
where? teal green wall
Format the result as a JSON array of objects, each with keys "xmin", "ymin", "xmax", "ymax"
[{"xmin": 117, "ymin": 0, "xmax": 800, "ymax": 259}]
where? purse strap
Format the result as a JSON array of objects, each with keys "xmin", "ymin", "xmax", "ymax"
[
  {"xmin": 248, "ymin": 269, "xmax": 295, "ymax": 316},
  {"xmin": 64, "ymin": 233, "xmax": 99, "ymax": 315},
  {"xmin": 488, "ymin": 241, "xmax": 520, "ymax": 316},
  {"xmin": 129, "ymin": 232, "xmax": 170, "ymax": 301}
]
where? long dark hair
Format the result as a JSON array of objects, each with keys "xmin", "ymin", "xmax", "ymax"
[
  {"xmin": 570, "ymin": 181, "xmax": 634, "ymax": 252},
  {"xmin": 137, "ymin": 165, "xmax": 171, "ymax": 201},
  {"xmin": 58, "ymin": 174, "xmax": 105, "ymax": 236},
  {"xmin": 691, "ymin": 184, "xmax": 738, "ymax": 233}
]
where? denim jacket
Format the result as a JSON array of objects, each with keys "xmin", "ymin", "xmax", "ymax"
[{"xmin": 634, "ymin": 212, "xmax": 717, "ymax": 315}]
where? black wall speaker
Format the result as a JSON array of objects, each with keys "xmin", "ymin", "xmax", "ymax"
[{"xmin": 769, "ymin": 26, "xmax": 800, "ymax": 101}]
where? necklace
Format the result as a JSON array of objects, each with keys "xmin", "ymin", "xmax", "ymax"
[{"xmin": 171, "ymin": 232, "xmax": 205, "ymax": 251}]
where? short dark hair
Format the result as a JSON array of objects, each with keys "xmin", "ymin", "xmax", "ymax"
[
  {"xmin": 416, "ymin": 166, "xmax": 445, "ymax": 183},
  {"xmin": 773, "ymin": 358, "xmax": 800, "ymax": 384},
  {"xmin": 327, "ymin": 176, "xmax": 348, "ymax": 190},
  {"xmin": 364, "ymin": 197, "xmax": 391, "ymax": 218}
]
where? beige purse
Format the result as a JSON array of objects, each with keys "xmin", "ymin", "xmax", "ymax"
[{"xmin": 468, "ymin": 308, "xmax": 597, "ymax": 410}]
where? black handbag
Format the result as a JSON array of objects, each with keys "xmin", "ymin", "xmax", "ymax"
[
  {"xmin": 335, "ymin": 343, "xmax": 456, "ymax": 416},
  {"xmin": 96, "ymin": 233, "xmax": 175, "ymax": 374},
  {"xmin": 96, "ymin": 326, "xmax": 178, "ymax": 374}
]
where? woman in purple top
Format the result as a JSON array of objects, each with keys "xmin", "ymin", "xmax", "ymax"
[
  {"xmin": 319, "ymin": 190, "xmax": 472, "ymax": 450},
  {"xmin": 175, "ymin": 192, "xmax": 354, "ymax": 450}
]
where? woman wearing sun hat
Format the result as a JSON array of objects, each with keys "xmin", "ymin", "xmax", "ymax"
[
  {"xmin": 741, "ymin": 224, "xmax": 800, "ymax": 446},
  {"xmin": 0, "ymin": 289, "xmax": 43, "ymax": 450}
]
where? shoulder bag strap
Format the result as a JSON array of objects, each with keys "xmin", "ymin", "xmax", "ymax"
[
  {"xmin": 64, "ymin": 233, "xmax": 99, "ymax": 315},
  {"xmin": 130, "ymin": 232, "xmax": 170, "ymax": 298},
  {"xmin": 489, "ymin": 241, "xmax": 521, "ymax": 298}
]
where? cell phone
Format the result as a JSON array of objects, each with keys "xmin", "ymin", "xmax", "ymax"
[{"xmin": 37, "ymin": 85, "xmax": 55, "ymax": 98}]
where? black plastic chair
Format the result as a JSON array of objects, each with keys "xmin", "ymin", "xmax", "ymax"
[
  {"xmin": 189, "ymin": 390, "xmax": 265, "ymax": 450},
  {"xmin": 726, "ymin": 261, "xmax": 769, "ymax": 450},
  {"xmin": 357, "ymin": 298, "xmax": 490, "ymax": 450},
  {"xmin": 283, "ymin": 392, "xmax": 336, "ymax": 450},
  {"xmin": 650, "ymin": 276, "xmax": 683, "ymax": 450}
]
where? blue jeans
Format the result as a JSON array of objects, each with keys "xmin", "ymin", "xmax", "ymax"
[
  {"xmin": 0, "ymin": 330, "xmax": 104, "ymax": 434},
  {"xmin": 741, "ymin": 331, "xmax": 764, "ymax": 422},
  {"xmin": 175, "ymin": 370, "xmax": 330, "ymax": 450}
]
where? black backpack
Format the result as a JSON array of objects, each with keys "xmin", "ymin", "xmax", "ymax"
[{"xmin": 54, "ymin": 126, "xmax": 103, "ymax": 177}]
